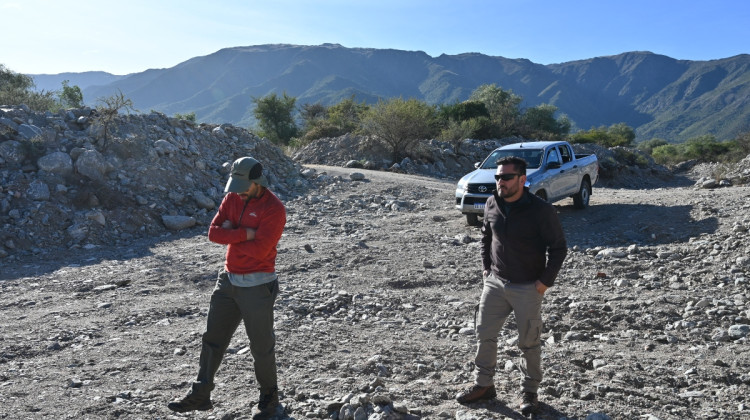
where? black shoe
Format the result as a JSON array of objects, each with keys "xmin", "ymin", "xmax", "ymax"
[
  {"xmin": 253, "ymin": 387, "xmax": 280, "ymax": 419},
  {"xmin": 520, "ymin": 391, "xmax": 539, "ymax": 415},
  {"xmin": 167, "ymin": 392, "xmax": 213, "ymax": 413},
  {"xmin": 456, "ymin": 384, "xmax": 496, "ymax": 404}
]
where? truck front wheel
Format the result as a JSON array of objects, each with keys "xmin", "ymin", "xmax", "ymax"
[
  {"xmin": 466, "ymin": 213, "xmax": 480, "ymax": 227},
  {"xmin": 573, "ymin": 179, "xmax": 591, "ymax": 209}
]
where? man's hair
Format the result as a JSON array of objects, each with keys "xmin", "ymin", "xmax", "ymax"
[{"xmin": 496, "ymin": 156, "xmax": 527, "ymax": 175}]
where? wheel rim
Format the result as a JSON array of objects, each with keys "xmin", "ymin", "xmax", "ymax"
[{"xmin": 581, "ymin": 182, "xmax": 590, "ymax": 205}]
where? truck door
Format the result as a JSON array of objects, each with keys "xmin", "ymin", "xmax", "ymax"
[
  {"xmin": 545, "ymin": 147, "xmax": 566, "ymax": 200},
  {"xmin": 557, "ymin": 144, "xmax": 580, "ymax": 195}
]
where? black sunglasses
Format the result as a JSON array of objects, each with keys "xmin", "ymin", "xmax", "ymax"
[{"xmin": 495, "ymin": 173, "xmax": 521, "ymax": 181}]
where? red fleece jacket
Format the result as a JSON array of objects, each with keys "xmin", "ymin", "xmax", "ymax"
[{"xmin": 208, "ymin": 190, "xmax": 286, "ymax": 274}]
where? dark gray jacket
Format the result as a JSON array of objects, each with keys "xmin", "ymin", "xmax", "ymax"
[{"xmin": 481, "ymin": 188, "xmax": 567, "ymax": 287}]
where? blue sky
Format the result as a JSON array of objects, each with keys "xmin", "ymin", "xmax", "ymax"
[{"xmin": 2, "ymin": 0, "xmax": 748, "ymax": 75}]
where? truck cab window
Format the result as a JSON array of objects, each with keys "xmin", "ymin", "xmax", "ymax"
[
  {"xmin": 546, "ymin": 148, "xmax": 560, "ymax": 165},
  {"xmin": 559, "ymin": 145, "xmax": 572, "ymax": 163}
]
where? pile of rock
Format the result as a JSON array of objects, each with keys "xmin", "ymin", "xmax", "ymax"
[
  {"xmin": 687, "ymin": 155, "xmax": 750, "ymax": 188},
  {"xmin": 0, "ymin": 105, "xmax": 309, "ymax": 259}
]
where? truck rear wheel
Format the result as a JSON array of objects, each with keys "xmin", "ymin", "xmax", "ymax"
[{"xmin": 573, "ymin": 179, "xmax": 591, "ymax": 209}]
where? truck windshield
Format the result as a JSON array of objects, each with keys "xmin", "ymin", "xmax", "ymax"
[{"xmin": 480, "ymin": 149, "xmax": 543, "ymax": 169}]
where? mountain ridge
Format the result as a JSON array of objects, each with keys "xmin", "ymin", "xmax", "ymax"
[{"xmin": 29, "ymin": 44, "xmax": 750, "ymax": 142}]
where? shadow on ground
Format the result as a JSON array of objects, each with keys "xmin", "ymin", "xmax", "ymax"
[{"xmin": 557, "ymin": 202, "xmax": 717, "ymax": 248}]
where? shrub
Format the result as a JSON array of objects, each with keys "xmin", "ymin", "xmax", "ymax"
[
  {"xmin": 59, "ymin": 80, "xmax": 84, "ymax": 108},
  {"xmin": 94, "ymin": 90, "xmax": 137, "ymax": 145},
  {"xmin": 637, "ymin": 138, "xmax": 669, "ymax": 155},
  {"xmin": 174, "ymin": 112, "xmax": 196, "ymax": 122},
  {"xmin": 570, "ymin": 123, "xmax": 635, "ymax": 147},
  {"xmin": 360, "ymin": 97, "xmax": 438, "ymax": 162},
  {"xmin": 439, "ymin": 118, "xmax": 484, "ymax": 153}
]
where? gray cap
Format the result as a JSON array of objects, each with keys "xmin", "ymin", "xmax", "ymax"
[{"xmin": 224, "ymin": 157, "xmax": 269, "ymax": 193}]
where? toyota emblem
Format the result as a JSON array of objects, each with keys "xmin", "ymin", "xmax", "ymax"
[{"xmin": 478, "ymin": 186, "xmax": 487, "ymax": 193}]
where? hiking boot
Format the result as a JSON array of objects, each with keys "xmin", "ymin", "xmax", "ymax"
[
  {"xmin": 455, "ymin": 384, "xmax": 496, "ymax": 404},
  {"xmin": 253, "ymin": 387, "xmax": 280, "ymax": 419},
  {"xmin": 167, "ymin": 392, "xmax": 213, "ymax": 413},
  {"xmin": 519, "ymin": 391, "xmax": 539, "ymax": 415}
]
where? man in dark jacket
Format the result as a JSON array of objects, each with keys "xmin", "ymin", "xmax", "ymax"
[{"xmin": 456, "ymin": 156, "xmax": 567, "ymax": 416}]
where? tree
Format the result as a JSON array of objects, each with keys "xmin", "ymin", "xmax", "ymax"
[
  {"xmin": 253, "ymin": 92, "xmax": 298, "ymax": 145},
  {"xmin": 439, "ymin": 117, "xmax": 486, "ymax": 153},
  {"xmin": 300, "ymin": 96, "xmax": 370, "ymax": 142},
  {"xmin": 682, "ymin": 135, "xmax": 730, "ymax": 161},
  {"xmin": 608, "ymin": 122, "xmax": 636, "ymax": 146},
  {"xmin": 0, "ymin": 64, "xmax": 56, "ymax": 111},
  {"xmin": 469, "ymin": 84, "xmax": 522, "ymax": 137},
  {"xmin": 59, "ymin": 80, "xmax": 83, "ymax": 108},
  {"xmin": 437, "ymin": 100, "xmax": 493, "ymax": 142},
  {"xmin": 300, "ymin": 103, "xmax": 328, "ymax": 130},
  {"xmin": 438, "ymin": 101, "xmax": 489, "ymax": 123},
  {"xmin": 360, "ymin": 97, "xmax": 437, "ymax": 162},
  {"xmin": 327, "ymin": 96, "xmax": 368, "ymax": 134},
  {"xmin": 519, "ymin": 104, "xmax": 571, "ymax": 140}
]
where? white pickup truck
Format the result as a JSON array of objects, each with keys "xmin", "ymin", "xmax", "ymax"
[{"xmin": 455, "ymin": 141, "xmax": 599, "ymax": 225}]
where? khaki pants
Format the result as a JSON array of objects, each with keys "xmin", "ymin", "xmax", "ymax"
[
  {"xmin": 192, "ymin": 271, "xmax": 279, "ymax": 396},
  {"xmin": 473, "ymin": 273, "xmax": 544, "ymax": 393}
]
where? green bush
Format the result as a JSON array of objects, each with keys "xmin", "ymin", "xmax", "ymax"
[
  {"xmin": 651, "ymin": 144, "xmax": 681, "ymax": 165},
  {"xmin": 570, "ymin": 123, "xmax": 635, "ymax": 147},
  {"xmin": 439, "ymin": 118, "xmax": 485, "ymax": 153},
  {"xmin": 360, "ymin": 97, "xmax": 438, "ymax": 162},
  {"xmin": 1, "ymin": 65, "xmax": 85, "ymax": 112},
  {"xmin": 174, "ymin": 112, "xmax": 196, "ymax": 122},
  {"xmin": 637, "ymin": 138, "xmax": 669, "ymax": 154},
  {"xmin": 59, "ymin": 80, "xmax": 84, "ymax": 108},
  {"xmin": 682, "ymin": 135, "xmax": 730, "ymax": 161}
]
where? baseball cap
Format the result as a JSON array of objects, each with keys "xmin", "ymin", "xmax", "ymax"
[{"xmin": 224, "ymin": 157, "xmax": 269, "ymax": 193}]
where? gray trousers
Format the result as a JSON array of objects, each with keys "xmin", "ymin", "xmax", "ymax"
[
  {"xmin": 192, "ymin": 271, "xmax": 279, "ymax": 396},
  {"xmin": 474, "ymin": 273, "xmax": 544, "ymax": 393}
]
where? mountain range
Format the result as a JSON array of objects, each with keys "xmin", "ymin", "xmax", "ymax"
[{"xmin": 30, "ymin": 43, "xmax": 750, "ymax": 143}]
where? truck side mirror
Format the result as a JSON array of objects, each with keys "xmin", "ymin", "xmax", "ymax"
[{"xmin": 474, "ymin": 162, "xmax": 481, "ymax": 169}]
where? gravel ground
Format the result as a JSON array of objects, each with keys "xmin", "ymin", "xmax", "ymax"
[{"xmin": 1, "ymin": 165, "xmax": 749, "ymax": 420}]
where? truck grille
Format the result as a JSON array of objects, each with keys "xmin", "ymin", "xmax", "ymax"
[
  {"xmin": 467, "ymin": 183, "xmax": 496, "ymax": 194},
  {"xmin": 463, "ymin": 196, "xmax": 489, "ymax": 205}
]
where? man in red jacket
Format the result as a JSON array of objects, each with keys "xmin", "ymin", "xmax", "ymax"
[{"xmin": 168, "ymin": 157, "xmax": 286, "ymax": 419}]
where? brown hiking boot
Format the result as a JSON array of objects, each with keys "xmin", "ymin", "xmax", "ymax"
[
  {"xmin": 519, "ymin": 391, "xmax": 539, "ymax": 415},
  {"xmin": 456, "ymin": 384, "xmax": 496, "ymax": 404},
  {"xmin": 167, "ymin": 391, "xmax": 213, "ymax": 412},
  {"xmin": 253, "ymin": 387, "xmax": 280, "ymax": 419}
]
